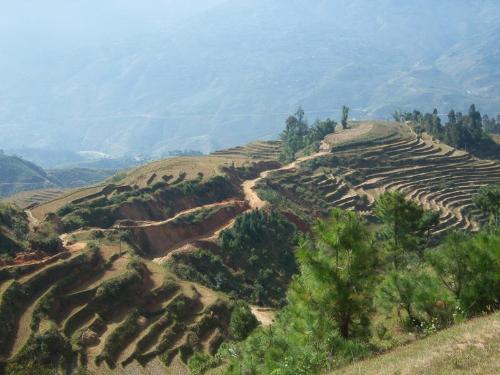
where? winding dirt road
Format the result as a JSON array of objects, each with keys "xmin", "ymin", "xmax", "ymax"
[
  {"xmin": 242, "ymin": 123, "xmax": 374, "ymax": 209},
  {"xmin": 242, "ymin": 151, "xmax": 331, "ymax": 209}
]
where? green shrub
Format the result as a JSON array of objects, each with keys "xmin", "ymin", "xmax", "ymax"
[
  {"xmin": 9, "ymin": 328, "xmax": 74, "ymax": 372},
  {"xmin": 188, "ymin": 352, "xmax": 219, "ymax": 375},
  {"xmin": 94, "ymin": 260, "xmax": 145, "ymax": 305},
  {"xmin": 4, "ymin": 362, "xmax": 53, "ymax": 375},
  {"xmin": 426, "ymin": 231, "xmax": 500, "ymax": 316},
  {"xmin": 28, "ymin": 224, "xmax": 62, "ymax": 254},
  {"xmin": 218, "ymin": 209, "xmax": 298, "ymax": 306},
  {"xmin": 229, "ymin": 301, "xmax": 259, "ymax": 341},
  {"xmin": 169, "ymin": 250, "xmax": 241, "ymax": 294},
  {"xmin": 376, "ymin": 270, "xmax": 456, "ymax": 331}
]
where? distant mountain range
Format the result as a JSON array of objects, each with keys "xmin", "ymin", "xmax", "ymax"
[{"xmin": 0, "ymin": 0, "xmax": 499, "ymax": 165}]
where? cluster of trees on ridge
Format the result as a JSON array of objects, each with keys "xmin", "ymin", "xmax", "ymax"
[
  {"xmin": 279, "ymin": 105, "xmax": 350, "ymax": 163},
  {"xmin": 393, "ymin": 105, "xmax": 500, "ymax": 156},
  {"xmin": 186, "ymin": 186, "xmax": 499, "ymax": 374}
]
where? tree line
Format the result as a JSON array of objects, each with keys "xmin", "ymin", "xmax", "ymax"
[
  {"xmin": 393, "ymin": 105, "xmax": 499, "ymax": 151},
  {"xmin": 279, "ymin": 106, "xmax": 350, "ymax": 162},
  {"xmin": 214, "ymin": 187, "xmax": 500, "ymax": 374}
]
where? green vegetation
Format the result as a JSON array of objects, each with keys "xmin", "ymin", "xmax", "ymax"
[
  {"xmin": 169, "ymin": 209, "xmax": 298, "ymax": 307},
  {"xmin": 474, "ymin": 185, "xmax": 500, "ymax": 227},
  {"xmin": 188, "ymin": 352, "xmax": 220, "ymax": 375},
  {"xmin": 27, "ymin": 223, "xmax": 62, "ymax": 255},
  {"xmin": 0, "ymin": 203, "xmax": 29, "ymax": 256},
  {"xmin": 173, "ymin": 205, "xmax": 228, "ymax": 225},
  {"xmin": 169, "ymin": 250, "xmax": 241, "ymax": 294},
  {"xmin": 395, "ymin": 105, "xmax": 500, "ymax": 159},
  {"xmin": 1, "ymin": 121, "xmax": 498, "ymax": 374},
  {"xmin": 0, "ymin": 247, "xmax": 100, "ymax": 358},
  {"xmin": 426, "ymin": 232, "xmax": 499, "ymax": 316},
  {"xmin": 336, "ymin": 312, "xmax": 500, "ymax": 375},
  {"xmin": 280, "ymin": 107, "xmax": 337, "ymax": 162},
  {"xmin": 221, "ymin": 196, "xmax": 500, "ymax": 374},
  {"xmin": 222, "ymin": 210, "xmax": 375, "ymax": 374},
  {"xmin": 228, "ymin": 301, "xmax": 259, "ymax": 341},
  {"xmin": 341, "ymin": 105, "xmax": 350, "ymax": 129},
  {"xmin": 376, "ymin": 269, "xmax": 456, "ymax": 331},
  {"xmin": 97, "ymin": 309, "xmax": 142, "ymax": 367},
  {"xmin": 375, "ymin": 191, "xmax": 439, "ymax": 264},
  {"xmin": 5, "ymin": 329, "xmax": 74, "ymax": 375},
  {"xmin": 57, "ymin": 174, "xmax": 237, "ymax": 231}
]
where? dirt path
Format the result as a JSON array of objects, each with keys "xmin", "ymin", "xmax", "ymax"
[
  {"xmin": 251, "ymin": 306, "xmax": 276, "ymax": 326},
  {"xmin": 25, "ymin": 209, "xmax": 40, "ymax": 229},
  {"xmin": 60, "ymin": 232, "xmax": 88, "ymax": 253},
  {"xmin": 155, "ymin": 127, "xmax": 365, "ymax": 263},
  {"xmin": 9, "ymin": 287, "xmax": 52, "ymax": 358},
  {"xmin": 242, "ymin": 151, "xmax": 330, "ymax": 210},
  {"xmin": 152, "ymin": 211, "xmax": 247, "ymax": 265},
  {"xmin": 114, "ymin": 200, "xmax": 243, "ymax": 229}
]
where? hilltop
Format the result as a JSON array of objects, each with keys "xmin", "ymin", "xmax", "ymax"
[
  {"xmin": 0, "ymin": 153, "xmax": 58, "ymax": 197},
  {"xmin": 0, "ymin": 121, "xmax": 498, "ymax": 374}
]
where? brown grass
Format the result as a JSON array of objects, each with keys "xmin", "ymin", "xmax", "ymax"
[{"xmin": 335, "ymin": 312, "xmax": 500, "ymax": 375}]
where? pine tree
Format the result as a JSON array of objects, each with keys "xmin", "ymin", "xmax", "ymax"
[
  {"xmin": 341, "ymin": 105, "xmax": 350, "ymax": 129},
  {"xmin": 467, "ymin": 104, "xmax": 483, "ymax": 143},
  {"xmin": 292, "ymin": 209, "xmax": 378, "ymax": 339}
]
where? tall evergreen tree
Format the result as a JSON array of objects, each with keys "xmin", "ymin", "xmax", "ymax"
[
  {"xmin": 375, "ymin": 192, "xmax": 439, "ymax": 265},
  {"xmin": 474, "ymin": 185, "xmax": 500, "ymax": 227},
  {"xmin": 292, "ymin": 209, "xmax": 378, "ymax": 339},
  {"xmin": 467, "ymin": 104, "xmax": 483, "ymax": 143},
  {"xmin": 341, "ymin": 105, "xmax": 350, "ymax": 129}
]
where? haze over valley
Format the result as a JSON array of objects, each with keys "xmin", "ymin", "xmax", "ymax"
[
  {"xmin": 0, "ymin": 2, "xmax": 499, "ymax": 375},
  {"xmin": 1, "ymin": 0, "xmax": 499, "ymax": 164}
]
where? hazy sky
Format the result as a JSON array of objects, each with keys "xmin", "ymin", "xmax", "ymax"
[
  {"xmin": 0, "ymin": 0, "xmax": 226, "ymax": 47},
  {"xmin": 0, "ymin": 0, "xmax": 498, "ymax": 160}
]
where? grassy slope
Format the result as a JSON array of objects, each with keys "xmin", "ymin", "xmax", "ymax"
[
  {"xmin": 336, "ymin": 312, "xmax": 500, "ymax": 375},
  {"xmin": 46, "ymin": 168, "xmax": 116, "ymax": 188},
  {"xmin": 29, "ymin": 140, "xmax": 280, "ymax": 218}
]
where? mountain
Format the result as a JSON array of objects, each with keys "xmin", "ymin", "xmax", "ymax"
[
  {"xmin": 2, "ymin": 121, "xmax": 498, "ymax": 373},
  {"xmin": 0, "ymin": 153, "xmax": 58, "ymax": 197},
  {"xmin": 0, "ymin": 152, "xmax": 116, "ymax": 197},
  {"xmin": 1, "ymin": 0, "xmax": 499, "ymax": 164}
]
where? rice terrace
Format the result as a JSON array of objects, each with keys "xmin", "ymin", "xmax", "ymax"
[
  {"xmin": 1, "ymin": 116, "xmax": 499, "ymax": 374},
  {"xmin": 1, "ymin": 1, "xmax": 500, "ymax": 374}
]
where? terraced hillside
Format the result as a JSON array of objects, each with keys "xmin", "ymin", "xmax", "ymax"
[
  {"xmin": 1, "ymin": 122, "xmax": 498, "ymax": 374},
  {"xmin": 5, "ymin": 189, "xmax": 68, "ymax": 210},
  {"xmin": 256, "ymin": 124, "xmax": 500, "ymax": 236},
  {"xmin": 0, "ymin": 234, "xmax": 232, "ymax": 374},
  {"xmin": 29, "ymin": 140, "xmax": 281, "ymax": 220},
  {"xmin": 210, "ymin": 141, "xmax": 282, "ymax": 160}
]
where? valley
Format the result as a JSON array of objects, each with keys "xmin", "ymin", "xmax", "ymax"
[{"xmin": 0, "ymin": 121, "xmax": 499, "ymax": 374}]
